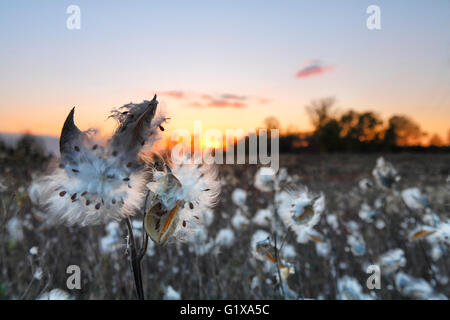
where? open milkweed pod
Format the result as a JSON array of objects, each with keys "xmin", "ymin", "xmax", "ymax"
[
  {"xmin": 306, "ymin": 229, "xmax": 325, "ymax": 243},
  {"xmin": 372, "ymin": 157, "xmax": 400, "ymax": 191},
  {"xmin": 289, "ymin": 193, "xmax": 324, "ymax": 230},
  {"xmin": 291, "ymin": 195, "xmax": 319, "ymax": 225},
  {"xmin": 255, "ymin": 238, "xmax": 277, "ymax": 264},
  {"xmin": 256, "ymin": 238, "xmax": 295, "ymax": 280},
  {"xmin": 279, "ymin": 261, "xmax": 295, "ymax": 280},
  {"xmin": 408, "ymin": 226, "xmax": 436, "ymax": 241},
  {"xmin": 145, "ymin": 157, "xmax": 221, "ymax": 244},
  {"xmin": 144, "ymin": 172, "xmax": 184, "ymax": 245},
  {"xmin": 30, "ymin": 101, "xmax": 160, "ymax": 226},
  {"xmin": 144, "ymin": 200, "xmax": 183, "ymax": 245},
  {"xmin": 109, "ymin": 96, "xmax": 163, "ymax": 161}
]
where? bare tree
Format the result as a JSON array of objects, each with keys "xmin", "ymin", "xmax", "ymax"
[{"xmin": 306, "ymin": 97, "xmax": 336, "ymax": 130}]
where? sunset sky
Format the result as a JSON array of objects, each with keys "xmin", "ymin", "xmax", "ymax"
[{"xmin": 0, "ymin": 0, "xmax": 449, "ymax": 143}]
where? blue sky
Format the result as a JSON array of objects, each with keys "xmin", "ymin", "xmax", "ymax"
[{"xmin": 0, "ymin": 0, "xmax": 449, "ymax": 141}]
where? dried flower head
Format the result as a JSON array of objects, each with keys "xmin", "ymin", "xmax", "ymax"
[
  {"xmin": 30, "ymin": 96, "xmax": 165, "ymax": 226},
  {"xmin": 255, "ymin": 237, "xmax": 294, "ymax": 280},
  {"xmin": 337, "ymin": 276, "xmax": 373, "ymax": 300},
  {"xmin": 395, "ymin": 272, "xmax": 446, "ymax": 299},
  {"xmin": 278, "ymin": 189, "xmax": 325, "ymax": 230},
  {"xmin": 408, "ymin": 225, "xmax": 437, "ymax": 241},
  {"xmin": 346, "ymin": 232, "xmax": 366, "ymax": 256},
  {"xmin": 290, "ymin": 194, "xmax": 322, "ymax": 226},
  {"xmin": 408, "ymin": 222, "xmax": 450, "ymax": 245},
  {"xmin": 372, "ymin": 157, "xmax": 400, "ymax": 190},
  {"xmin": 144, "ymin": 158, "xmax": 220, "ymax": 245},
  {"xmin": 255, "ymin": 237, "xmax": 277, "ymax": 264},
  {"xmin": 401, "ymin": 188, "xmax": 428, "ymax": 210},
  {"xmin": 358, "ymin": 178, "xmax": 374, "ymax": 192},
  {"xmin": 254, "ymin": 167, "xmax": 276, "ymax": 192},
  {"xmin": 377, "ymin": 248, "xmax": 406, "ymax": 274}
]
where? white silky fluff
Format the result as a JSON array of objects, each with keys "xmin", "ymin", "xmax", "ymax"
[
  {"xmin": 31, "ymin": 141, "xmax": 148, "ymax": 226},
  {"xmin": 377, "ymin": 248, "xmax": 406, "ymax": 274},
  {"xmin": 147, "ymin": 160, "xmax": 221, "ymax": 242},
  {"xmin": 31, "ymin": 99, "xmax": 165, "ymax": 226},
  {"xmin": 276, "ymin": 189, "xmax": 325, "ymax": 231},
  {"xmin": 372, "ymin": 157, "xmax": 400, "ymax": 190}
]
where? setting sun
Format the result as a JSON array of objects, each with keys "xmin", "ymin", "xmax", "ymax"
[{"xmin": 201, "ymin": 138, "xmax": 224, "ymax": 150}]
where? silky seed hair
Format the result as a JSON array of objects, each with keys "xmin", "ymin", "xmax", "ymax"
[{"xmin": 30, "ymin": 96, "xmax": 165, "ymax": 226}]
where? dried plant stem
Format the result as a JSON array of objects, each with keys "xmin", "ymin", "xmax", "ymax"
[
  {"xmin": 273, "ymin": 233, "xmax": 286, "ymax": 298},
  {"xmin": 124, "ymin": 191, "xmax": 151, "ymax": 300},
  {"xmin": 271, "ymin": 190, "xmax": 286, "ymax": 299},
  {"xmin": 126, "ymin": 217, "xmax": 146, "ymax": 300}
]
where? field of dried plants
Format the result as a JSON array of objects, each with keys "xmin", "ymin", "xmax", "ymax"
[{"xmin": 1, "ymin": 138, "xmax": 449, "ymax": 299}]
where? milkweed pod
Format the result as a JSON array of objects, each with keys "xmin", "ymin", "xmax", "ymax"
[
  {"xmin": 147, "ymin": 171, "xmax": 182, "ymax": 197},
  {"xmin": 279, "ymin": 261, "xmax": 295, "ymax": 280},
  {"xmin": 256, "ymin": 238, "xmax": 277, "ymax": 264},
  {"xmin": 291, "ymin": 195, "xmax": 320, "ymax": 226},
  {"xmin": 408, "ymin": 226, "xmax": 436, "ymax": 241},
  {"xmin": 307, "ymin": 229, "xmax": 325, "ymax": 243},
  {"xmin": 144, "ymin": 200, "xmax": 183, "ymax": 245}
]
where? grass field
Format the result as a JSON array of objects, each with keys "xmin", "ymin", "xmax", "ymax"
[{"xmin": 1, "ymin": 144, "xmax": 449, "ymax": 299}]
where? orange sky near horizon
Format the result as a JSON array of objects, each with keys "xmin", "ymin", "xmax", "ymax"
[
  {"xmin": 1, "ymin": 95, "xmax": 448, "ymax": 146},
  {"xmin": 1, "ymin": 1, "xmax": 449, "ymax": 146}
]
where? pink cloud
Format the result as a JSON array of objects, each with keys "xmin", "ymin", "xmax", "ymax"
[
  {"xmin": 207, "ymin": 100, "xmax": 246, "ymax": 108},
  {"xmin": 258, "ymin": 98, "xmax": 271, "ymax": 104},
  {"xmin": 296, "ymin": 63, "xmax": 334, "ymax": 79},
  {"xmin": 160, "ymin": 90, "xmax": 185, "ymax": 99},
  {"xmin": 160, "ymin": 90, "xmax": 265, "ymax": 108},
  {"xmin": 220, "ymin": 93, "xmax": 247, "ymax": 101},
  {"xmin": 199, "ymin": 94, "xmax": 247, "ymax": 108}
]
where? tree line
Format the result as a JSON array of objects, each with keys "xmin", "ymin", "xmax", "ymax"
[{"xmin": 262, "ymin": 97, "xmax": 449, "ymax": 153}]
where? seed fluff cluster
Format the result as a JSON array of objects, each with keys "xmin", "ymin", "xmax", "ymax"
[
  {"xmin": 31, "ymin": 96, "xmax": 167, "ymax": 226},
  {"xmin": 144, "ymin": 157, "xmax": 221, "ymax": 245}
]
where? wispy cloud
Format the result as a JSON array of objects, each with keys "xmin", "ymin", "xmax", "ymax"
[
  {"xmin": 160, "ymin": 90, "xmax": 185, "ymax": 99},
  {"xmin": 159, "ymin": 90, "xmax": 269, "ymax": 108},
  {"xmin": 220, "ymin": 93, "xmax": 247, "ymax": 101},
  {"xmin": 200, "ymin": 94, "xmax": 247, "ymax": 108},
  {"xmin": 258, "ymin": 98, "xmax": 271, "ymax": 104},
  {"xmin": 296, "ymin": 61, "xmax": 334, "ymax": 79}
]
